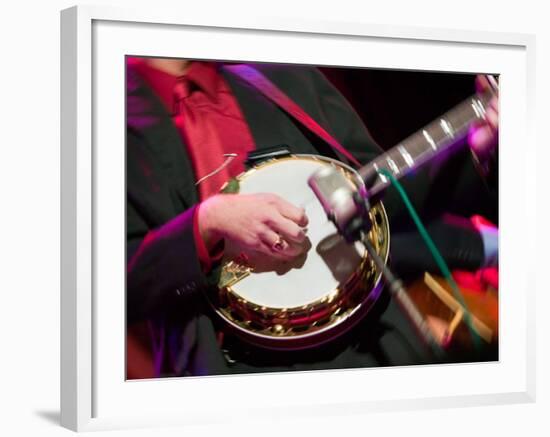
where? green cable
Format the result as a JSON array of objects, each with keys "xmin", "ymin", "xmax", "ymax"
[{"xmin": 377, "ymin": 168, "xmax": 482, "ymax": 350}]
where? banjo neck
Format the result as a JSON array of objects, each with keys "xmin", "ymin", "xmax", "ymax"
[{"xmin": 359, "ymin": 85, "xmax": 497, "ymax": 198}]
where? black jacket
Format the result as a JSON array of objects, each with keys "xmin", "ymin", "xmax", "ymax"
[
  {"xmin": 126, "ymin": 63, "xmax": 492, "ymax": 374},
  {"xmin": 127, "ymin": 64, "xmax": 386, "ymax": 322}
]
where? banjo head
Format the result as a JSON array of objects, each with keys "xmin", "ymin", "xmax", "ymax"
[{"xmin": 207, "ymin": 155, "xmax": 390, "ymax": 349}]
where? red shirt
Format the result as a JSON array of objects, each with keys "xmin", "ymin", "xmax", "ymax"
[{"xmin": 128, "ymin": 57, "xmax": 256, "ymax": 270}]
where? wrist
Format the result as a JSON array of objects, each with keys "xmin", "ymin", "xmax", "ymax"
[{"xmin": 197, "ymin": 195, "xmax": 225, "ymax": 251}]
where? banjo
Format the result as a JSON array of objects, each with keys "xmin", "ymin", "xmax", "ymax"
[{"xmin": 206, "ymin": 80, "xmax": 498, "ymax": 350}]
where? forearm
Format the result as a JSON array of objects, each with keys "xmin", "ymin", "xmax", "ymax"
[{"xmin": 127, "ymin": 205, "xmax": 207, "ymax": 323}]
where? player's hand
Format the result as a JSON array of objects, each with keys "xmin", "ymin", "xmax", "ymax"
[
  {"xmin": 198, "ymin": 193, "xmax": 309, "ymax": 260},
  {"xmin": 468, "ymin": 75, "xmax": 498, "ymax": 163}
]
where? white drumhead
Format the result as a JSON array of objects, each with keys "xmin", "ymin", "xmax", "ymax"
[{"xmin": 225, "ymin": 157, "xmax": 365, "ymax": 309}]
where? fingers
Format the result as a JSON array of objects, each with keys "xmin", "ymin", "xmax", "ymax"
[
  {"xmin": 475, "ymin": 75, "xmax": 490, "ymax": 92},
  {"xmin": 475, "ymin": 74, "xmax": 498, "ymax": 93},
  {"xmin": 258, "ymin": 228, "xmax": 290, "ymax": 259},
  {"xmin": 221, "ymin": 193, "xmax": 312, "ymax": 262},
  {"xmin": 257, "ymin": 227, "xmax": 304, "ymax": 259},
  {"xmin": 486, "ymin": 98, "xmax": 498, "ymax": 131},
  {"xmin": 270, "ymin": 196, "xmax": 309, "ymax": 227},
  {"xmin": 470, "ymin": 97, "xmax": 498, "ymax": 155},
  {"xmin": 476, "ymin": 76, "xmax": 499, "ymax": 129},
  {"xmin": 268, "ymin": 215, "xmax": 307, "ymax": 244},
  {"xmin": 265, "ymin": 196, "xmax": 308, "ymax": 247},
  {"xmin": 475, "ymin": 74, "xmax": 498, "ymax": 127},
  {"xmin": 469, "ymin": 74, "xmax": 499, "ymax": 158}
]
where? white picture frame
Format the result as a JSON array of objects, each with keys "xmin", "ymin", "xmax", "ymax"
[{"xmin": 60, "ymin": 5, "xmax": 536, "ymax": 432}]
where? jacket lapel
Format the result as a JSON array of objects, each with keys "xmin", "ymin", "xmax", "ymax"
[
  {"xmin": 127, "ymin": 66, "xmax": 199, "ymax": 212},
  {"xmin": 222, "ymin": 67, "xmax": 321, "ymax": 157}
]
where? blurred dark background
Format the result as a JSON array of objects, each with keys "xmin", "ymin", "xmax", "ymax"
[{"xmin": 320, "ymin": 66, "xmax": 477, "ymax": 150}]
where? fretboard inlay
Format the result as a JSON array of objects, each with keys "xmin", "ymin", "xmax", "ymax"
[{"xmin": 359, "ymin": 86, "xmax": 497, "ymax": 198}]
